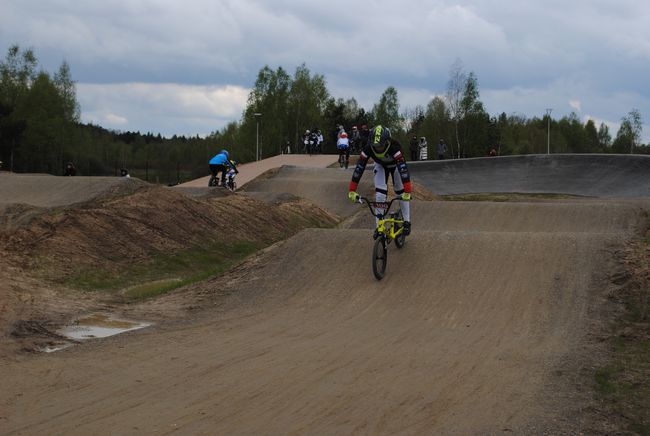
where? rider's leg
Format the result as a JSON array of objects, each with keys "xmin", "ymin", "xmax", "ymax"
[
  {"xmin": 391, "ymin": 168, "xmax": 410, "ymax": 222},
  {"xmin": 373, "ymin": 166, "xmax": 389, "ymax": 228},
  {"xmin": 209, "ymin": 164, "xmax": 219, "ymax": 185},
  {"xmin": 219, "ymin": 165, "xmax": 227, "ymax": 186}
]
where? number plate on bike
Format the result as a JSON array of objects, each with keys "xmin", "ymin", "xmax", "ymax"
[{"xmin": 370, "ymin": 201, "xmax": 390, "ymax": 209}]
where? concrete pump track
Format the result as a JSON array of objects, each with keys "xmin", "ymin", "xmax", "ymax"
[{"xmin": 1, "ymin": 154, "xmax": 650, "ymax": 434}]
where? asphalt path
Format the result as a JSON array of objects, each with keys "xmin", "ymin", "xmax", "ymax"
[{"xmin": 409, "ymin": 154, "xmax": 650, "ymax": 197}]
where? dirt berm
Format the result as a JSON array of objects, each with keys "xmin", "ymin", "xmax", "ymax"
[{"xmin": 1, "ymin": 157, "xmax": 649, "ymax": 434}]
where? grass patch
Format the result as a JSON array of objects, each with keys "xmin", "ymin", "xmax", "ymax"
[
  {"xmin": 595, "ymin": 337, "xmax": 650, "ymax": 431},
  {"xmin": 441, "ymin": 192, "xmax": 584, "ymax": 202},
  {"xmin": 594, "ymin": 364, "xmax": 622, "ymax": 395},
  {"xmin": 592, "ymin": 227, "xmax": 650, "ymax": 432},
  {"xmin": 66, "ymin": 240, "xmax": 260, "ymax": 299}
]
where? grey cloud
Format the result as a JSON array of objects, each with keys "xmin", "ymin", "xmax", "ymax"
[{"xmin": 1, "ymin": 0, "xmax": 649, "ymax": 141}]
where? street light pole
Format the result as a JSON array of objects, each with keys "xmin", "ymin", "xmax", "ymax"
[
  {"xmin": 254, "ymin": 113, "xmax": 262, "ymax": 161},
  {"xmin": 545, "ymin": 108, "xmax": 552, "ymax": 154}
]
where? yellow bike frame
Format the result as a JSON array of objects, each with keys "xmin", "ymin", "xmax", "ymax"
[
  {"xmin": 376, "ymin": 215, "xmax": 404, "ymax": 241},
  {"xmin": 360, "ymin": 196, "xmax": 405, "ymax": 242}
]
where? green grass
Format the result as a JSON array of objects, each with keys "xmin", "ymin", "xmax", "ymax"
[
  {"xmin": 594, "ymin": 337, "xmax": 650, "ymax": 431},
  {"xmin": 592, "ymin": 232, "xmax": 650, "ymax": 433},
  {"xmin": 66, "ymin": 240, "xmax": 260, "ymax": 299},
  {"xmin": 441, "ymin": 192, "xmax": 583, "ymax": 202}
]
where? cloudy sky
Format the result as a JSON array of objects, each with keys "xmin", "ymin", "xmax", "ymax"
[{"xmin": 2, "ymin": 0, "xmax": 649, "ymax": 142}]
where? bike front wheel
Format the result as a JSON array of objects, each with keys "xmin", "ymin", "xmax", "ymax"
[{"xmin": 372, "ymin": 237, "xmax": 387, "ymax": 280}]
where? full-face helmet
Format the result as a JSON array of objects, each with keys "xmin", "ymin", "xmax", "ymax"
[{"xmin": 369, "ymin": 125, "xmax": 391, "ymax": 157}]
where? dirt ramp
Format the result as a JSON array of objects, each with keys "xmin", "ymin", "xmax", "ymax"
[
  {"xmin": 348, "ymin": 199, "xmax": 645, "ymax": 235},
  {"xmin": 411, "ymin": 154, "xmax": 650, "ymax": 197},
  {"xmin": 0, "ymin": 213, "xmax": 632, "ymax": 433},
  {"xmin": 0, "ymin": 172, "xmax": 145, "ymax": 207},
  {"xmin": 243, "ymin": 166, "xmax": 368, "ymax": 218}
]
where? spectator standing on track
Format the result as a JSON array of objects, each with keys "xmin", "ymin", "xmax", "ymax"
[
  {"xmin": 350, "ymin": 125, "xmax": 361, "ymax": 153},
  {"xmin": 316, "ymin": 128, "xmax": 324, "ymax": 153},
  {"xmin": 409, "ymin": 135, "xmax": 419, "ymax": 161},
  {"xmin": 419, "ymin": 137, "xmax": 428, "ymax": 160},
  {"xmin": 303, "ymin": 130, "xmax": 311, "ymax": 154},
  {"xmin": 437, "ymin": 138, "xmax": 448, "ymax": 160},
  {"xmin": 359, "ymin": 125, "xmax": 370, "ymax": 148}
]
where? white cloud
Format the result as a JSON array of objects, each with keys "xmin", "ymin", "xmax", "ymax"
[
  {"xmin": 569, "ymin": 100, "xmax": 582, "ymax": 112},
  {"xmin": 105, "ymin": 113, "xmax": 128, "ymax": 125},
  {"xmin": 77, "ymin": 83, "xmax": 250, "ymax": 136}
]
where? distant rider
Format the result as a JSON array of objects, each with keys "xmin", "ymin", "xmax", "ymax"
[
  {"xmin": 347, "ymin": 125, "xmax": 412, "ymax": 236},
  {"xmin": 209, "ymin": 149, "xmax": 238, "ymax": 187},
  {"xmin": 337, "ymin": 132, "xmax": 350, "ymax": 169}
]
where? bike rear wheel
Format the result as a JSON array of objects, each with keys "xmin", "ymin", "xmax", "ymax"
[{"xmin": 372, "ymin": 237, "xmax": 387, "ymax": 280}]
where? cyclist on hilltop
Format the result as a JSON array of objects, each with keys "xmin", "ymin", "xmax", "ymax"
[
  {"xmin": 209, "ymin": 149, "xmax": 238, "ymax": 187},
  {"xmin": 347, "ymin": 125, "xmax": 412, "ymax": 236}
]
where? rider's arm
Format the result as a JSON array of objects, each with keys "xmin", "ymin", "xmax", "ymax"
[
  {"xmin": 392, "ymin": 149, "xmax": 413, "ymax": 194},
  {"xmin": 226, "ymin": 159, "xmax": 239, "ymax": 173},
  {"xmin": 349, "ymin": 150, "xmax": 369, "ymax": 192}
]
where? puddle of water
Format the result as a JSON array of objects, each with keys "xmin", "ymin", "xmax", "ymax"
[
  {"xmin": 42, "ymin": 344, "xmax": 73, "ymax": 353},
  {"xmin": 57, "ymin": 314, "xmax": 151, "ymax": 341}
]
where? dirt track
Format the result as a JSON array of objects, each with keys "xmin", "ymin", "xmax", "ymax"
[{"xmin": 1, "ymin": 155, "xmax": 648, "ymax": 434}]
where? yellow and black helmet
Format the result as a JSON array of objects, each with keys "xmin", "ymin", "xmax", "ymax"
[{"xmin": 370, "ymin": 125, "xmax": 391, "ymax": 156}]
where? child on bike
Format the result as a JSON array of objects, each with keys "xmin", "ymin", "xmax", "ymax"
[
  {"xmin": 347, "ymin": 125, "xmax": 412, "ymax": 235},
  {"xmin": 225, "ymin": 159, "xmax": 238, "ymax": 190},
  {"xmin": 337, "ymin": 132, "xmax": 350, "ymax": 169}
]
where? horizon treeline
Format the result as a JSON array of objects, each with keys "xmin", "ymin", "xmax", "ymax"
[{"xmin": 0, "ymin": 45, "xmax": 646, "ymax": 184}]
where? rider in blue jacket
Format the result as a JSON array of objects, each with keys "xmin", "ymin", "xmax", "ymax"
[{"xmin": 209, "ymin": 150, "xmax": 238, "ymax": 187}]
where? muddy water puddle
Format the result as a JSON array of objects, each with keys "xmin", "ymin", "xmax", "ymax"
[
  {"xmin": 58, "ymin": 314, "xmax": 151, "ymax": 340},
  {"xmin": 41, "ymin": 314, "xmax": 151, "ymax": 353}
]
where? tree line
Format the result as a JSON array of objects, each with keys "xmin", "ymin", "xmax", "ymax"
[{"xmin": 0, "ymin": 46, "xmax": 646, "ymax": 184}]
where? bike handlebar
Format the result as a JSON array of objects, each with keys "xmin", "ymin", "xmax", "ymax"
[{"xmin": 358, "ymin": 196, "xmax": 401, "ymax": 218}]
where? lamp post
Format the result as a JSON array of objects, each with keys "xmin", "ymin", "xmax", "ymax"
[
  {"xmin": 545, "ymin": 108, "xmax": 552, "ymax": 154},
  {"xmin": 254, "ymin": 113, "xmax": 262, "ymax": 161}
]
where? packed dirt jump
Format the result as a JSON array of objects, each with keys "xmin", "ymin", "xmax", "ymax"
[{"xmin": 1, "ymin": 154, "xmax": 650, "ymax": 434}]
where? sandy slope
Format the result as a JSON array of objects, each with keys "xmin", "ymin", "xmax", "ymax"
[
  {"xmin": 177, "ymin": 154, "xmax": 339, "ymax": 189},
  {"xmin": 1, "ymin": 195, "xmax": 645, "ymax": 434},
  {"xmin": 0, "ymin": 173, "xmax": 140, "ymax": 207}
]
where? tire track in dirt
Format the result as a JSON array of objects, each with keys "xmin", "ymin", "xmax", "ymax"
[{"xmin": 1, "ymin": 197, "xmax": 645, "ymax": 434}]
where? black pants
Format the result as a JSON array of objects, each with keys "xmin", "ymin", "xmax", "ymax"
[
  {"xmin": 338, "ymin": 148, "xmax": 350, "ymax": 168},
  {"xmin": 209, "ymin": 164, "xmax": 227, "ymax": 185}
]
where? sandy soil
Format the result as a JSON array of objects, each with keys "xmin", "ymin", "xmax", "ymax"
[{"xmin": 0, "ymin": 159, "xmax": 648, "ymax": 434}]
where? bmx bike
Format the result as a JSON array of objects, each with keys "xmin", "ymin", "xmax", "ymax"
[
  {"xmin": 225, "ymin": 175, "xmax": 237, "ymax": 192},
  {"xmin": 338, "ymin": 148, "xmax": 350, "ymax": 169},
  {"xmin": 357, "ymin": 196, "xmax": 406, "ymax": 280}
]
